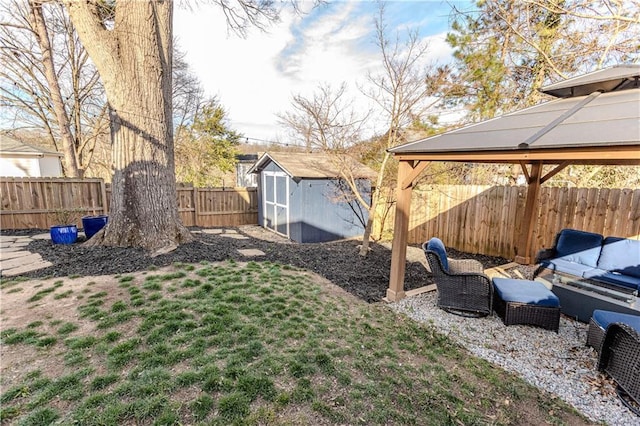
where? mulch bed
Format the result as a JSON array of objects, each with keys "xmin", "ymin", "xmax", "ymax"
[{"xmin": 4, "ymin": 226, "xmax": 509, "ymax": 303}]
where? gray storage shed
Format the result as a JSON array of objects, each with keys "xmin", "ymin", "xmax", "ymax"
[{"xmin": 248, "ymin": 152, "xmax": 377, "ymax": 243}]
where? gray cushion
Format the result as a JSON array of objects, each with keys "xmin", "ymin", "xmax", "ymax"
[
  {"xmin": 597, "ymin": 237, "xmax": 640, "ymax": 278},
  {"xmin": 541, "ymin": 258, "xmax": 598, "ymax": 278}
]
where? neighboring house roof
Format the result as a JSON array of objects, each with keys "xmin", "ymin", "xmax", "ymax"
[
  {"xmin": 389, "ymin": 65, "xmax": 640, "ymax": 159},
  {"xmin": 0, "ymin": 134, "xmax": 63, "ymax": 157},
  {"xmin": 248, "ymin": 152, "xmax": 377, "ymax": 180},
  {"xmin": 236, "ymin": 154, "xmax": 259, "ymax": 162}
]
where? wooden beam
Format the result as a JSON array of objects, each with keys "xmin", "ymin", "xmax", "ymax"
[
  {"xmin": 394, "ymin": 145, "xmax": 640, "ymax": 163},
  {"xmin": 540, "ymin": 161, "xmax": 570, "ymax": 184},
  {"xmin": 519, "ymin": 161, "xmax": 530, "ymax": 182},
  {"xmin": 405, "ymin": 284, "xmax": 437, "ymax": 298},
  {"xmin": 401, "ymin": 160, "xmax": 430, "ymax": 189},
  {"xmin": 387, "ymin": 160, "xmax": 414, "ymax": 302},
  {"xmin": 515, "ymin": 161, "xmax": 542, "ymax": 264}
]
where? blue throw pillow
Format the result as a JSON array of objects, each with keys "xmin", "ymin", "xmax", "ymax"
[
  {"xmin": 555, "ymin": 229, "xmax": 603, "ymax": 267},
  {"xmin": 427, "ymin": 237, "xmax": 449, "ymax": 272}
]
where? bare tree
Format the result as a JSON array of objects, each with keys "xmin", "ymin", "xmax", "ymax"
[
  {"xmin": 28, "ymin": 0, "xmax": 79, "ymax": 176},
  {"xmin": 61, "ymin": 0, "xmax": 192, "ymax": 253},
  {"xmin": 172, "ymin": 46, "xmax": 206, "ymax": 138},
  {"xmin": 279, "ymin": 3, "xmax": 443, "ymax": 256},
  {"xmin": 358, "ymin": 3, "xmax": 441, "ymax": 255},
  {"xmin": 0, "ymin": 0, "xmax": 108, "ymax": 177},
  {"xmin": 2, "ymin": 1, "xmax": 211, "ymax": 182},
  {"xmin": 279, "ymin": 83, "xmax": 372, "ymax": 211}
]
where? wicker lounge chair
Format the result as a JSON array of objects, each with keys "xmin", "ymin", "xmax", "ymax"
[
  {"xmin": 598, "ymin": 322, "xmax": 640, "ymax": 416},
  {"xmin": 422, "ymin": 238, "xmax": 493, "ymax": 317},
  {"xmin": 587, "ymin": 310, "xmax": 640, "ymax": 354}
]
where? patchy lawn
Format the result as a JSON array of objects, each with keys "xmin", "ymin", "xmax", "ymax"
[{"xmin": 1, "ymin": 261, "xmax": 590, "ymax": 425}]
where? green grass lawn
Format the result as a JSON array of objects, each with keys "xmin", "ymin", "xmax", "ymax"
[{"xmin": 0, "ymin": 261, "xmax": 590, "ymax": 425}]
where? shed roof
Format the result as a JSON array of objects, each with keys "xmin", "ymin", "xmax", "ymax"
[
  {"xmin": 248, "ymin": 152, "xmax": 377, "ymax": 180},
  {"xmin": 0, "ymin": 134, "xmax": 63, "ymax": 156}
]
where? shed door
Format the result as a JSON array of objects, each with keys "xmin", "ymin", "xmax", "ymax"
[{"xmin": 263, "ymin": 171, "xmax": 289, "ymax": 237}]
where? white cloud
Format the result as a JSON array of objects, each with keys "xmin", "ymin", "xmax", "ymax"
[
  {"xmin": 174, "ymin": 2, "xmax": 456, "ymax": 143},
  {"xmin": 277, "ymin": 2, "xmax": 376, "ymax": 85},
  {"xmin": 174, "ymin": 6, "xmax": 299, "ymax": 141}
]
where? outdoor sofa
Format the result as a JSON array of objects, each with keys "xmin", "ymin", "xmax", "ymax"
[
  {"xmin": 534, "ymin": 228, "xmax": 640, "ymax": 292},
  {"xmin": 533, "ymin": 228, "xmax": 640, "ymax": 322}
]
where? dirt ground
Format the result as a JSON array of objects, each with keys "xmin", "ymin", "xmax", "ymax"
[{"xmin": 3, "ymin": 225, "xmax": 509, "ymax": 303}]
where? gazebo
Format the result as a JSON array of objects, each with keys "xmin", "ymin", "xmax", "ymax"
[{"xmin": 386, "ymin": 65, "xmax": 640, "ymax": 302}]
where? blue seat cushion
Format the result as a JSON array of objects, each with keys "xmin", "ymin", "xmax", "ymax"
[
  {"xmin": 592, "ymin": 309, "xmax": 640, "ymax": 333},
  {"xmin": 539, "ymin": 258, "xmax": 597, "ymax": 278},
  {"xmin": 583, "ymin": 269, "xmax": 640, "ymax": 292},
  {"xmin": 597, "ymin": 237, "xmax": 640, "ymax": 278},
  {"xmin": 555, "ymin": 229, "xmax": 603, "ymax": 268},
  {"xmin": 427, "ymin": 237, "xmax": 448, "ymax": 272},
  {"xmin": 492, "ymin": 278, "xmax": 560, "ymax": 308}
]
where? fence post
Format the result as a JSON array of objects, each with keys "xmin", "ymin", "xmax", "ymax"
[
  {"xmin": 100, "ymin": 179, "xmax": 108, "ymax": 215},
  {"xmin": 193, "ymin": 187, "xmax": 199, "ymax": 227}
]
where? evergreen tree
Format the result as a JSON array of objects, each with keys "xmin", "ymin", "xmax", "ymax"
[
  {"xmin": 444, "ymin": 0, "xmax": 639, "ymax": 121},
  {"xmin": 175, "ymin": 99, "xmax": 241, "ymax": 187}
]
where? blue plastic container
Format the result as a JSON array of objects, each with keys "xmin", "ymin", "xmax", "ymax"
[
  {"xmin": 82, "ymin": 215, "xmax": 108, "ymax": 239},
  {"xmin": 50, "ymin": 225, "xmax": 78, "ymax": 244}
]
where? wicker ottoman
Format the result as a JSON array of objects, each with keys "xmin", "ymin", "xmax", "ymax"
[
  {"xmin": 492, "ymin": 278, "xmax": 561, "ymax": 332},
  {"xmin": 587, "ymin": 310, "xmax": 640, "ymax": 353}
]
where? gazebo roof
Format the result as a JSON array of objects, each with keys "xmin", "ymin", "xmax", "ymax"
[{"xmin": 389, "ymin": 65, "xmax": 640, "ymax": 165}]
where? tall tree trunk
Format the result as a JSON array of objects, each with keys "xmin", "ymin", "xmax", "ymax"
[
  {"xmin": 67, "ymin": 0, "xmax": 192, "ymax": 252},
  {"xmin": 359, "ymin": 151, "xmax": 391, "ymax": 256},
  {"xmin": 29, "ymin": 0, "xmax": 80, "ymax": 177}
]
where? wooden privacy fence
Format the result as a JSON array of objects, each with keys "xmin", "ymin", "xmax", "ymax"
[
  {"xmin": 376, "ymin": 185, "xmax": 640, "ymax": 260},
  {"xmin": 0, "ymin": 177, "xmax": 258, "ymax": 230},
  {"xmin": 4, "ymin": 177, "xmax": 638, "ymax": 259},
  {"xmin": 1, "ymin": 177, "xmax": 107, "ymax": 229},
  {"xmin": 154, "ymin": 186, "xmax": 257, "ymax": 227}
]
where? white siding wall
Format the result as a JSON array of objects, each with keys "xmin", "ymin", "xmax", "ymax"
[
  {"xmin": 39, "ymin": 156, "xmax": 63, "ymax": 177},
  {"xmin": 0, "ymin": 155, "xmax": 62, "ymax": 177},
  {"xmin": 0, "ymin": 157, "xmax": 40, "ymax": 177}
]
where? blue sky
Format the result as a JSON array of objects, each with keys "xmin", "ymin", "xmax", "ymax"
[{"xmin": 175, "ymin": 0, "xmax": 472, "ymax": 143}]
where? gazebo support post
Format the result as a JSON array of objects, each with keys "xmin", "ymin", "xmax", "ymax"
[
  {"xmin": 515, "ymin": 161, "xmax": 543, "ymax": 264},
  {"xmin": 386, "ymin": 160, "xmax": 416, "ymax": 302}
]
